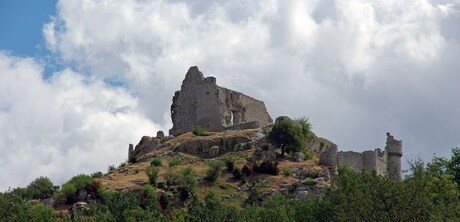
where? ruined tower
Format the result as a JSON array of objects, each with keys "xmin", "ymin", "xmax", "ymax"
[
  {"xmin": 169, "ymin": 66, "xmax": 272, "ymax": 135},
  {"xmin": 385, "ymin": 132, "xmax": 403, "ymax": 180}
]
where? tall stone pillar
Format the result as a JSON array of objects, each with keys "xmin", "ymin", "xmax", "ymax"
[
  {"xmin": 128, "ymin": 144, "xmax": 134, "ymax": 161},
  {"xmin": 385, "ymin": 133, "xmax": 403, "ymax": 181}
]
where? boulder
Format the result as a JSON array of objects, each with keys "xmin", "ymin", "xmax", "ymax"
[
  {"xmin": 291, "ymin": 152, "xmax": 305, "ymax": 162},
  {"xmin": 261, "ymin": 149, "xmax": 276, "ymax": 161},
  {"xmin": 209, "ymin": 146, "xmax": 220, "ymax": 158},
  {"xmin": 41, "ymin": 198, "xmax": 55, "ymax": 207},
  {"xmin": 77, "ymin": 190, "xmax": 88, "ymax": 201},
  {"xmin": 295, "ymin": 191, "xmax": 309, "ymax": 200}
]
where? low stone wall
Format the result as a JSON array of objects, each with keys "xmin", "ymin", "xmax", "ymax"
[{"xmin": 225, "ymin": 121, "xmax": 260, "ymax": 131}]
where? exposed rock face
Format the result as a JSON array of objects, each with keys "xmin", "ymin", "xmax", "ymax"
[
  {"xmin": 291, "ymin": 152, "xmax": 305, "ymax": 162},
  {"xmin": 169, "ymin": 66, "xmax": 272, "ymax": 135},
  {"xmin": 133, "ymin": 136, "xmax": 160, "ymax": 158},
  {"xmin": 175, "ymin": 135, "xmax": 251, "ymax": 158}
]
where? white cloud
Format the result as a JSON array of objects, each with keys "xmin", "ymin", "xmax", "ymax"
[
  {"xmin": 42, "ymin": 0, "xmax": 460, "ymax": 160},
  {"xmin": 1, "ymin": 0, "xmax": 459, "ymax": 188},
  {"xmin": 0, "ymin": 52, "xmax": 158, "ymax": 190}
]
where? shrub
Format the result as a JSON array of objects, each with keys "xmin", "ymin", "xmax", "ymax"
[
  {"xmin": 242, "ymin": 165, "xmax": 253, "ymax": 177},
  {"xmin": 268, "ymin": 116, "xmax": 306, "ymax": 157},
  {"xmin": 168, "ymin": 158, "xmax": 181, "ymax": 168},
  {"xmin": 173, "ymin": 130, "xmax": 185, "ymax": 137},
  {"xmin": 159, "ymin": 193, "xmax": 169, "ymax": 210},
  {"xmin": 128, "ymin": 156, "xmax": 137, "ymax": 164},
  {"xmin": 192, "ymin": 125, "xmax": 207, "ymax": 136},
  {"xmin": 232, "ymin": 168, "xmax": 243, "ymax": 180},
  {"xmin": 178, "ymin": 167, "xmax": 198, "ymax": 194},
  {"xmin": 282, "ymin": 166, "xmax": 293, "ymax": 177},
  {"xmin": 91, "ymin": 171, "xmax": 103, "ymax": 178},
  {"xmin": 179, "ymin": 187, "xmax": 190, "ymax": 201},
  {"xmin": 67, "ymin": 174, "xmax": 94, "ymax": 190},
  {"xmin": 61, "ymin": 183, "xmax": 77, "ymax": 197},
  {"xmin": 296, "ymin": 117, "xmax": 313, "ymax": 139},
  {"xmin": 253, "ymin": 160, "xmax": 280, "ymax": 175},
  {"xmin": 146, "ymin": 166, "xmax": 160, "ymax": 186},
  {"xmin": 304, "ymin": 177, "xmax": 315, "ymax": 185},
  {"xmin": 140, "ymin": 185, "xmax": 157, "ymax": 209},
  {"xmin": 303, "ymin": 149, "xmax": 314, "ymax": 160},
  {"xmin": 205, "ymin": 160, "xmax": 224, "ymax": 182},
  {"xmin": 150, "ymin": 157, "xmax": 162, "ymax": 167},
  {"xmin": 119, "ymin": 162, "xmax": 127, "ymax": 167},
  {"xmin": 27, "ymin": 176, "xmax": 55, "ymax": 199},
  {"xmin": 108, "ymin": 165, "xmax": 115, "ymax": 172},
  {"xmin": 225, "ymin": 159, "xmax": 235, "ymax": 172},
  {"xmin": 156, "ymin": 130, "xmax": 165, "ymax": 139}
]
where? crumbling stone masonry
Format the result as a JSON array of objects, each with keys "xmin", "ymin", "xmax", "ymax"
[
  {"xmin": 169, "ymin": 66, "xmax": 273, "ymax": 135},
  {"xmin": 319, "ymin": 132, "xmax": 403, "ymax": 180}
]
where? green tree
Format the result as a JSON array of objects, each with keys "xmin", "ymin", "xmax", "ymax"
[
  {"xmin": 205, "ymin": 160, "xmax": 224, "ymax": 182},
  {"xmin": 27, "ymin": 176, "xmax": 56, "ymax": 199},
  {"xmin": 268, "ymin": 116, "xmax": 306, "ymax": 157}
]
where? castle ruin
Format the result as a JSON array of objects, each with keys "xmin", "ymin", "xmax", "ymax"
[
  {"xmin": 169, "ymin": 66, "xmax": 273, "ymax": 135},
  {"xmin": 320, "ymin": 132, "xmax": 403, "ymax": 180}
]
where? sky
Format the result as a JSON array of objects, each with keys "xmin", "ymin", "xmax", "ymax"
[{"xmin": 0, "ymin": 0, "xmax": 459, "ymax": 190}]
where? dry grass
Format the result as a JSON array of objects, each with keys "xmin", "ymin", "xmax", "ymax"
[{"xmin": 97, "ymin": 129, "xmax": 328, "ymax": 208}]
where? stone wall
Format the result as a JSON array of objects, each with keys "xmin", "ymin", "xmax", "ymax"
[
  {"xmin": 169, "ymin": 66, "xmax": 272, "ymax": 135},
  {"xmin": 320, "ymin": 132, "xmax": 403, "ymax": 180}
]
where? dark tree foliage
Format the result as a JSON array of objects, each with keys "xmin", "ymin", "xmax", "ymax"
[
  {"xmin": 253, "ymin": 160, "xmax": 280, "ymax": 175},
  {"xmin": 268, "ymin": 116, "xmax": 306, "ymax": 157}
]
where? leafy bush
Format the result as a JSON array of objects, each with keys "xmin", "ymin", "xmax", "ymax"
[
  {"xmin": 268, "ymin": 116, "xmax": 306, "ymax": 157},
  {"xmin": 304, "ymin": 177, "xmax": 315, "ymax": 185},
  {"xmin": 192, "ymin": 125, "xmax": 207, "ymax": 136},
  {"xmin": 173, "ymin": 130, "xmax": 185, "ymax": 137},
  {"xmin": 119, "ymin": 162, "xmax": 127, "ymax": 167},
  {"xmin": 242, "ymin": 165, "xmax": 253, "ymax": 177},
  {"xmin": 156, "ymin": 130, "xmax": 165, "ymax": 139},
  {"xmin": 91, "ymin": 171, "xmax": 103, "ymax": 178},
  {"xmin": 150, "ymin": 157, "xmax": 162, "ymax": 167},
  {"xmin": 303, "ymin": 149, "xmax": 315, "ymax": 160},
  {"xmin": 108, "ymin": 165, "xmax": 115, "ymax": 172},
  {"xmin": 205, "ymin": 160, "xmax": 224, "ymax": 182},
  {"xmin": 179, "ymin": 187, "xmax": 190, "ymax": 201},
  {"xmin": 159, "ymin": 193, "xmax": 169, "ymax": 210},
  {"xmin": 61, "ymin": 183, "xmax": 77, "ymax": 197},
  {"xmin": 232, "ymin": 168, "xmax": 243, "ymax": 180},
  {"xmin": 178, "ymin": 167, "xmax": 198, "ymax": 194},
  {"xmin": 253, "ymin": 160, "xmax": 280, "ymax": 175},
  {"xmin": 168, "ymin": 158, "xmax": 181, "ymax": 168},
  {"xmin": 282, "ymin": 166, "xmax": 293, "ymax": 177},
  {"xmin": 165, "ymin": 168, "xmax": 178, "ymax": 187},
  {"xmin": 146, "ymin": 166, "xmax": 160, "ymax": 186},
  {"xmin": 296, "ymin": 117, "xmax": 313, "ymax": 139},
  {"xmin": 225, "ymin": 159, "xmax": 235, "ymax": 172},
  {"xmin": 26, "ymin": 176, "xmax": 55, "ymax": 199},
  {"xmin": 67, "ymin": 174, "xmax": 94, "ymax": 190}
]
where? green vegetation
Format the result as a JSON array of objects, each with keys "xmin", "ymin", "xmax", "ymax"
[
  {"xmin": 178, "ymin": 167, "xmax": 198, "ymax": 198},
  {"xmin": 268, "ymin": 116, "xmax": 311, "ymax": 157},
  {"xmin": 156, "ymin": 130, "xmax": 165, "ymax": 139},
  {"xmin": 303, "ymin": 149, "xmax": 314, "ymax": 160},
  {"xmin": 192, "ymin": 125, "xmax": 207, "ymax": 136},
  {"xmin": 150, "ymin": 157, "xmax": 162, "ymax": 167},
  {"xmin": 168, "ymin": 158, "xmax": 181, "ymax": 168},
  {"xmin": 91, "ymin": 171, "xmax": 103, "ymax": 178},
  {"xmin": 282, "ymin": 166, "xmax": 293, "ymax": 176},
  {"xmin": 205, "ymin": 160, "xmax": 224, "ymax": 182},
  {"xmin": 146, "ymin": 166, "xmax": 160, "ymax": 186},
  {"xmin": 3, "ymin": 148, "xmax": 460, "ymax": 221}
]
